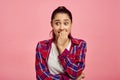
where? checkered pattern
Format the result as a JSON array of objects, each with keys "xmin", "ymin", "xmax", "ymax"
[{"xmin": 35, "ymin": 37, "xmax": 87, "ymax": 80}]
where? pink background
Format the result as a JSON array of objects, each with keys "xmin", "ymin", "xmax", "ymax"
[{"xmin": 0, "ymin": 0, "xmax": 120, "ymax": 80}]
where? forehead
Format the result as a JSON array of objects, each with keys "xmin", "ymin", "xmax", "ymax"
[{"xmin": 53, "ymin": 13, "xmax": 70, "ymax": 21}]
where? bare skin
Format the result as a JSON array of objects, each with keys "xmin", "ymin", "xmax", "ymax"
[
  {"xmin": 51, "ymin": 13, "xmax": 71, "ymax": 53},
  {"xmin": 51, "ymin": 13, "xmax": 85, "ymax": 79},
  {"xmin": 55, "ymin": 30, "xmax": 70, "ymax": 53},
  {"xmin": 76, "ymin": 72, "xmax": 85, "ymax": 80}
]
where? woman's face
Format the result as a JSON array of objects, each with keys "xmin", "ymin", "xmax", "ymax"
[{"xmin": 51, "ymin": 13, "xmax": 72, "ymax": 38}]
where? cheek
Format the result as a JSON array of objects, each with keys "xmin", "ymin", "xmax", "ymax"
[
  {"xmin": 53, "ymin": 27, "xmax": 59, "ymax": 32},
  {"xmin": 53, "ymin": 28, "xmax": 59, "ymax": 34},
  {"xmin": 52, "ymin": 25, "xmax": 58, "ymax": 30},
  {"xmin": 66, "ymin": 26, "xmax": 71, "ymax": 32}
]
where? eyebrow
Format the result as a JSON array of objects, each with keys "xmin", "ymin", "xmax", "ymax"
[
  {"xmin": 64, "ymin": 19, "xmax": 69, "ymax": 21},
  {"xmin": 54, "ymin": 20, "xmax": 60, "ymax": 22},
  {"xmin": 54, "ymin": 19, "xmax": 70, "ymax": 22}
]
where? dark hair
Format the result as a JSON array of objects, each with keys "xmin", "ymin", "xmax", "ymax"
[{"xmin": 51, "ymin": 6, "xmax": 72, "ymax": 22}]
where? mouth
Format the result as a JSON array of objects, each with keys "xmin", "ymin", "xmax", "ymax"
[
  {"xmin": 58, "ymin": 30, "xmax": 67, "ymax": 33},
  {"xmin": 58, "ymin": 31, "xmax": 61, "ymax": 33}
]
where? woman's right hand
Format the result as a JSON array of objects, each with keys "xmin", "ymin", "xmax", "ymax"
[
  {"xmin": 56, "ymin": 30, "xmax": 69, "ymax": 53},
  {"xmin": 68, "ymin": 72, "xmax": 85, "ymax": 80},
  {"xmin": 76, "ymin": 72, "xmax": 85, "ymax": 80}
]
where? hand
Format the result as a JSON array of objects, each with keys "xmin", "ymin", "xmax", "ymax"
[
  {"xmin": 76, "ymin": 72, "xmax": 85, "ymax": 80},
  {"xmin": 56, "ymin": 30, "xmax": 69, "ymax": 53}
]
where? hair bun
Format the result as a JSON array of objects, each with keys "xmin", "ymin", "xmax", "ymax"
[{"xmin": 58, "ymin": 6, "xmax": 66, "ymax": 9}]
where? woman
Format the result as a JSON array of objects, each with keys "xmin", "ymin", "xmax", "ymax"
[{"xmin": 35, "ymin": 6, "xmax": 87, "ymax": 80}]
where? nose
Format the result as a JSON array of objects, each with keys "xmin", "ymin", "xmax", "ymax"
[{"xmin": 60, "ymin": 24, "xmax": 64, "ymax": 30}]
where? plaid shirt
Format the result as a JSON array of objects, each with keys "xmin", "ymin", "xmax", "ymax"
[{"xmin": 35, "ymin": 37, "xmax": 87, "ymax": 80}]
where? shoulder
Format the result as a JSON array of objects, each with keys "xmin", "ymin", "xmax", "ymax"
[
  {"xmin": 38, "ymin": 39, "xmax": 50, "ymax": 45},
  {"xmin": 38, "ymin": 39, "xmax": 52, "ymax": 45},
  {"xmin": 71, "ymin": 38, "xmax": 87, "ymax": 52},
  {"xmin": 71, "ymin": 37, "xmax": 87, "ymax": 45},
  {"xmin": 36, "ymin": 39, "xmax": 52, "ymax": 49}
]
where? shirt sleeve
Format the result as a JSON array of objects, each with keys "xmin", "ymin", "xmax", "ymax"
[
  {"xmin": 58, "ymin": 40, "xmax": 87, "ymax": 79},
  {"xmin": 35, "ymin": 42, "xmax": 70, "ymax": 80}
]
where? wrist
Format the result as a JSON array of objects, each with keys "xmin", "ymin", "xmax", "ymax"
[{"xmin": 58, "ymin": 47, "xmax": 65, "ymax": 54}]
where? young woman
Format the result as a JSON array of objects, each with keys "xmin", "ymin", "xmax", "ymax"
[{"xmin": 35, "ymin": 6, "xmax": 87, "ymax": 80}]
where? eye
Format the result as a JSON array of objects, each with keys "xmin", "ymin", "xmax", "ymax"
[
  {"xmin": 64, "ymin": 22, "xmax": 69, "ymax": 25},
  {"xmin": 55, "ymin": 22, "xmax": 60, "ymax": 26}
]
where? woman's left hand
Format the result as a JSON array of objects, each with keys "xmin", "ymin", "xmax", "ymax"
[{"xmin": 56, "ymin": 30, "xmax": 69, "ymax": 53}]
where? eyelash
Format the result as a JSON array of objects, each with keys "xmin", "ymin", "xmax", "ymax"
[
  {"xmin": 55, "ymin": 22, "xmax": 69, "ymax": 26},
  {"xmin": 55, "ymin": 22, "xmax": 60, "ymax": 25},
  {"xmin": 64, "ymin": 22, "xmax": 69, "ymax": 25}
]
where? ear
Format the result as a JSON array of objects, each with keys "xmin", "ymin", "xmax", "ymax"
[
  {"xmin": 70, "ymin": 22, "xmax": 72, "ymax": 28},
  {"xmin": 51, "ymin": 21, "xmax": 53, "ymax": 28},
  {"xmin": 71, "ymin": 21, "xmax": 73, "ymax": 25}
]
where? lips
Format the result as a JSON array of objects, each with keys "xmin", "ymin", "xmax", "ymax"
[{"xmin": 58, "ymin": 31, "xmax": 61, "ymax": 33}]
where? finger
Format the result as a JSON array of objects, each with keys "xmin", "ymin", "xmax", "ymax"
[
  {"xmin": 76, "ymin": 72, "xmax": 85, "ymax": 80},
  {"xmin": 61, "ymin": 30, "xmax": 68, "ymax": 36},
  {"xmin": 81, "ymin": 73, "xmax": 85, "ymax": 79}
]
